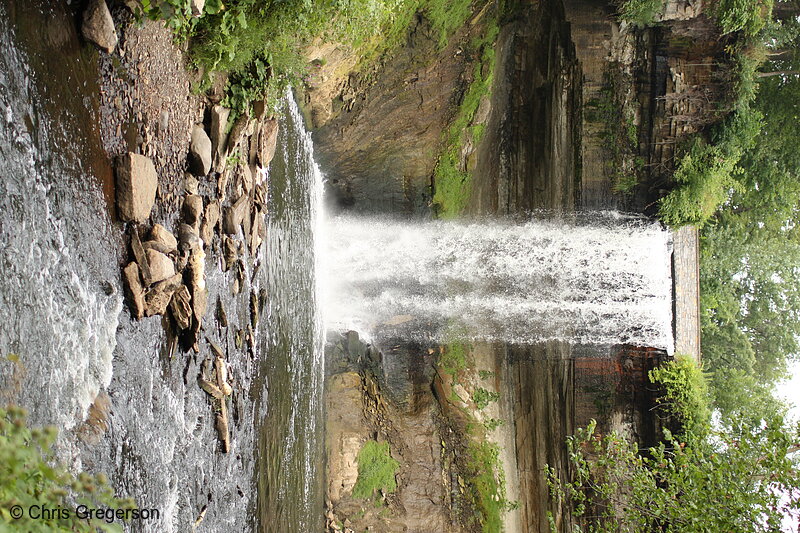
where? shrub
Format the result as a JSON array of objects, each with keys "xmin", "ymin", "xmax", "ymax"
[
  {"xmin": 351, "ymin": 440, "xmax": 400, "ymax": 500},
  {"xmin": 0, "ymin": 406, "xmax": 134, "ymax": 532},
  {"xmin": 648, "ymin": 355, "xmax": 711, "ymax": 437},
  {"xmin": 618, "ymin": 0, "xmax": 664, "ymax": 26}
]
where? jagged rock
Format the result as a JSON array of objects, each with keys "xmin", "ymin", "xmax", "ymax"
[
  {"xmin": 217, "ymin": 170, "xmax": 230, "ymax": 203},
  {"xmin": 150, "ymin": 223, "xmax": 178, "ymax": 252},
  {"xmin": 187, "ymin": 244, "xmax": 207, "ymax": 323},
  {"xmin": 129, "ymin": 227, "xmax": 152, "ymax": 286},
  {"xmin": 183, "ymin": 194, "xmax": 204, "ymax": 229},
  {"xmin": 189, "ymin": 124, "xmax": 212, "ymax": 176},
  {"xmin": 227, "ymin": 112, "xmax": 250, "ymax": 155},
  {"xmin": 200, "ymin": 200, "xmax": 220, "ymax": 246},
  {"xmin": 144, "ymin": 274, "xmax": 182, "ymax": 316},
  {"xmin": 232, "ymin": 261, "xmax": 245, "ymax": 295},
  {"xmin": 214, "ymin": 353, "xmax": 233, "ymax": 396},
  {"xmin": 142, "ymin": 240, "xmax": 174, "ymax": 256},
  {"xmin": 241, "ymin": 164, "xmax": 254, "ymax": 194},
  {"xmin": 250, "ymin": 208, "xmax": 263, "ymax": 255},
  {"xmin": 215, "ymin": 410, "xmax": 230, "ymax": 453},
  {"xmin": 222, "ymin": 235, "xmax": 238, "ymax": 271},
  {"xmin": 122, "ymin": 262, "xmax": 144, "ymax": 319},
  {"xmin": 169, "ymin": 285, "xmax": 192, "ymax": 331},
  {"xmin": 216, "ymin": 298, "xmax": 228, "ymax": 327},
  {"xmin": 249, "ymin": 291, "xmax": 259, "ymax": 328},
  {"xmin": 178, "ymin": 223, "xmax": 202, "ymax": 253},
  {"xmin": 82, "ymin": 0, "xmax": 118, "ymax": 53},
  {"xmin": 184, "ymin": 173, "xmax": 199, "ymax": 195},
  {"xmin": 211, "ymin": 106, "xmax": 231, "ymax": 172},
  {"xmin": 116, "ymin": 153, "xmax": 157, "ymax": 223},
  {"xmin": 191, "ymin": 0, "xmax": 205, "ymax": 17},
  {"xmin": 222, "ymin": 195, "xmax": 249, "ymax": 235},
  {"xmin": 146, "ymin": 248, "xmax": 175, "ymax": 284},
  {"xmin": 258, "ymin": 118, "xmax": 279, "ymax": 169}
]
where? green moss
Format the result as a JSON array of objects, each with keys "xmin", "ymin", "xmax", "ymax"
[
  {"xmin": 465, "ymin": 441, "xmax": 514, "ymax": 533},
  {"xmin": 351, "ymin": 440, "xmax": 400, "ymax": 500}
]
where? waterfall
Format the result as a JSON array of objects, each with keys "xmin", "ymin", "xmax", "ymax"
[{"xmin": 323, "ymin": 213, "xmax": 674, "ymax": 351}]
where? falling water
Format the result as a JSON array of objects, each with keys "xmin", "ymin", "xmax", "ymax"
[
  {"xmin": 257, "ymin": 92, "xmax": 326, "ymax": 532},
  {"xmin": 324, "ymin": 213, "xmax": 674, "ymax": 351}
]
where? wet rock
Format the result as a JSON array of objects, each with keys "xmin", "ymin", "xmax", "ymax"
[
  {"xmin": 77, "ymin": 391, "xmax": 111, "ymax": 445},
  {"xmin": 258, "ymin": 118, "xmax": 278, "ymax": 169},
  {"xmin": 146, "ymin": 248, "xmax": 175, "ymax": 284},
  {"xmin": 211, "ymin": 106, "xmax": 231, "ymax": 172},
  {"xmin": 144, "ymin": 274, "xmax": 182, "ymax": 316},
  {"xmin": 183, "ymin": 194, "xmax": 204, "ymax": 229},
  {"xmin": 250, "ymin": 208, "xmax": 263, "ymax": 255},
  {"xmin": 188, "ymin": 244, "xmax": 207, "ymax": 323},
  {"xmin": 222, "ymin": 195, "xmax": 250, "ymax": 235},
  {"xmin": 200, "ymin": 200, "xmax": 220, "ymax": 246},
  {"xmin": 227, "ymin": 112, "xmax": 250, "ymax": 154},
  {"xmin": 184, "ymin": 173, "xmax": 199, "ymax": 195},
  {"xmin": 216, "ymin": 298, "xmax": 228, "ymax": 327},
  {"xmin": 189, "ymin": 124, "xmax": 212, "ymax": 176},
  {"xmin": 178, "ymin": 223, "xmax": 201, "ymax": 253},
  {"xmin": 116, "ymin": 153, "xmax": 157, "ymax": 223},
  {"xmin": 150, "ymin": 223, "xmax": 178, "ymax": 252},
  {"xmin": 232, "ymin": 261, "xmax": 245, "ymax": 295},
  {"xmin": 250, "ymin": 291, "xmax": 259, "ymax": 328},
  {"xmin": 169, "ymin": 285, "xmax": 193, "ymax": 331},
  {"xmin": 142, "ymin": 240, "xmax": 174, "ymax": 256},
  {"xmin": 82, "ymin": 0, "xmax": 118, "ymax": 54},
  {"xmin": 122, "ymin": 262, "xmax": 144, "ymax": 319},
  {"xmin": 222, "ymin": 235, "xmax": 238, "ymax": 271},
  {"xmin": 129, "ymin": 227, "xmax": 152, "ymax": 286}
]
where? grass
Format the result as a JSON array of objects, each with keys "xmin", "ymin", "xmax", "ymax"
[{"xmin": 351, "ymin": 440, "xmax": 400, "ymax": 501}]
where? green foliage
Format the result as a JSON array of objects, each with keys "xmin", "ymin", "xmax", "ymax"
[
  {"xmin": 472, "ymin": 387, "xmax": 500, "ymax": 410},
  {"xmin": 550, "ymin": 416, "xmax": 800, "ymax": 533},
  {"xmin": 0, "ymin": 406, "xmax": 134, "ymax": 532},
  {"xmin": 617, "ymin": 0, "xmax": 664, "ymax": 26},
  {"xmin": 465, "ymin": 441, "xmax": 514, "ymax": 533},
  {"xmin": 482, "ymin": 418, "xmax": 505, "ymax": 432},
  {"xmin": 648, "ymin": 356, "xmax": 711, "ymax": 437},
  {"xmin": 351, "ymin": 440, "xmax": 400, "ymax": 500},
  {"xmin": 433, "ymin": 18, "xmax": 500, "ymax": 217},
  {"xmin": 658, "ymin": 105, "xmax": 761, "ymax": 226},
  {"xmin": 439, "ymin": 342, "xmax": 470, "ymax": 380},
  {"xmin": 478, "ymin": 370, "xmax": 495, "ymax": 380},
  {"xmin": 715, "ymin": 0, "xmax": 774, "ymax": 35}
]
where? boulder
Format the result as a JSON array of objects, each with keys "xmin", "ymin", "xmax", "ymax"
[
  {"xmin": 144, "ymin": 274, "xmax": 182, "ymax": 317},
  {"xmin": 122, "ymin": 262, "xmax": 144, "ymax": 319},
  {"xmin": 142, "ymin": 240, "xmax": 174, "ymax": 256},
  {"xmin": 258, "ymin": 118, "xmax": 279, "ymax": 169},
  {"xmin": 146, "ymin": 249, "xmax": 175, "ymax": 284},
  {"xmin": 169, "ymin": 285, "xmax": 193, "ymax": 331},
  {"xmin": 211, "ymin": 106, "xmax": 231, "ymax": 172},
  {"xmin": 200, "ymin": 200, "xmax": 220, "ymax": 246},
  {"xmin": 189, "ymin": 124, "xmax": 212, "ymax": 176},
  {"xmin": 183, "ymin": 194, "xmax": 204, "ymax": 228},
  {"xmin": 222, "ymin": 235, "xmax": 238, "ymax": 271},
  {"xmin": 150, "ymin": 223, "xmax": 178, "ymax": 252},
  {"xmin": 222, "ymin": 195, "xmax": 249, "ymax": 235},
  {"xmin": 116, "ymin": 153, "xmax": 157, "ymax": 223},
  {"xmin": 82, "ymin": 0, "xmax": 118, "ymax": 54},
  {"xmin": 184, "ymin": 173, "xmax": 199, "ymax": 195}
]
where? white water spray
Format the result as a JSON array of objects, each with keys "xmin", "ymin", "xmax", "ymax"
[{"xmin": 324, "ymin": 214, "xmax": 673, "ymax": 351}]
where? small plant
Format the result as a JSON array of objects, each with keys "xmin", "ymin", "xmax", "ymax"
[
  {"xmin": 617, "ymin": 0, "xmax": 664, "ymax": 26},
  {"xmin": 478, "ymin": 370, "xmax": 495, "ymax": 380},
  {"xmin": 351, "ymin": 440, "xmax": 400, "ymax": 501},
  {"xmin": 649, "ymin": 355, "xmax": 711, "ymax": 437},
  {"xmin": 472, "ymin": 387, "xmax": 500, "ymax": 410},
  {"xmin": 0, "ymin": 406, "xmax": 135, "ymax": 532},
  {"xmin": 483, "ymin": 418, "xmax": 504, "ymax": 432}
]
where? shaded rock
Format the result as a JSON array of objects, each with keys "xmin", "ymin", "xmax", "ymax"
[
  {"xmin": 178, "ymin": 223, "xmax": 201, "ymax": 252},
  {"xmin": 116, "ymin": 153, "xmax": 157, "ymax": 223},
  {"xmin": 122, "ymin": 262, "xmax": 144, "ymax": 320},
  {"xmin": 211, "ymin": 106, "xmax": 231, "ymax": 172},
  {"xmin": 227, "ymin": 112, "xmax": 250, "ymax": 154},
  {"xmin": 189, "ymin": 124, "xmax": 212, "ymax": 176},
  {"xmin": 216, "ymin": 298, "xmax": 228, "ymax": 327},
  {"xmin": 222, "ymin": 235, "xmax": 238, "ymax": 271},
  {"xmin": 169, "ymin": 285, "xmax": 193, "ymax": 331},
  {"xmin": 222, "ymin": 195, "xmax": 249, "ymax": 235},
  {"xmin": 146, "ymin": 248, "xmax": 175, "ymax": 284},
  {"xmin": 82, "ymin": 0, "xmax": 118, "ymax": 53},
  {"xmin": 129, "ymin": 227, "xmax": 152, "ymax": 286},
  {"xmin": 258, "ymin": 118, "xmax": 278, "ymax": 169},
  {"xmin": 250, "ymin": 291, "xmax": 259, "ymax": 328},
  {"xmin": 150, "ymin": 223, "xmax": 178, "ymax": 252},
  {"xmin": 200, "ymin": 200, "xmax": 220, "ymax": 246},
  {"xmin": 183, "ymin": 194, "xmax": 204, "ymax": 229},
  {"xmin": 144, "ymin": 274, "xmax": 182, "ymax": 316}
]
